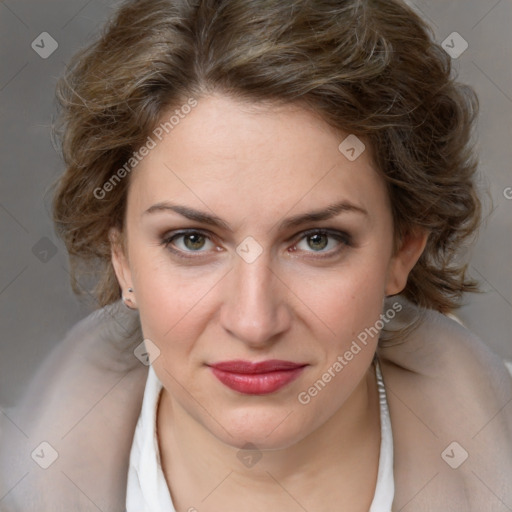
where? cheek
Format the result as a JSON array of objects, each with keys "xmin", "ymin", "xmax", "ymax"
[
  {"xmin": 129, "ymin": 248, "xmax": 224, "ymax": 360},
  {"xmin": 129, "ymin": 249, "xmax": 189, "ymax": 337},
  {"xmin": 296, "ymin": 256, "xmax": 390, "ymax": 349},
  {"xmin": 293, "ymin": 262, "xmax": 388, "ymax": 419}
]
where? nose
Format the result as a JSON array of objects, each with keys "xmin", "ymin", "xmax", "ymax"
[{"xmin": 220, "ymin": 254, "xmax": 292, "ymax": 349}]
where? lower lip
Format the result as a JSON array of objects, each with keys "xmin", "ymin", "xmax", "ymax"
[{"xmin": 210, "ymin": 367, "xmax": 306, "ymax": 395}]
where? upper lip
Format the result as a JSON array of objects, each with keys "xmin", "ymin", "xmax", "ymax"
[{"xmin": 209, "ymin": 359, "xmax": 307, "ymax": 374}]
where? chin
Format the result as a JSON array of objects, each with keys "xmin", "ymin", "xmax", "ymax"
[{"xmin": 209, "ymin": 407, "xmax": 313, "ymax": 451}]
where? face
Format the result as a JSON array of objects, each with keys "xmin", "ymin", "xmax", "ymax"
[{"xmin": 111, "ymin": 93, "xmax": 426, "ymax": 450}]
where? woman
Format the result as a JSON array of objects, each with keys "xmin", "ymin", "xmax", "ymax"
[{"xmin": 1, "ymin": 0, "xmax": 511, "ymax": 510}]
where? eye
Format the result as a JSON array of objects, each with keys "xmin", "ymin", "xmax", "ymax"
[
  {"xmin": 291, "ymin": 229, "xmax": 351, "ymax": 257},
  {"xmin": 161, "ymin": 230, "xmax": 217, "ymax": 258},
  {"xmin": 161, "ymin": 228, "xmax": 352, "ymax": 260}
]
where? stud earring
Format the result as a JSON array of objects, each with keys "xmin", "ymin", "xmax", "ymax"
[{"xmin": 122, "ymin": 287, "xmax": 135, "ymax": 308}]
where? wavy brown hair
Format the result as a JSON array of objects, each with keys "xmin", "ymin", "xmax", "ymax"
[{"xmin": 52, "ymin": 0, "xmax": 481, "ymax": 313}]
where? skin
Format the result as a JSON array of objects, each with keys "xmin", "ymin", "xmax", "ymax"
[{"xmin": 111, "ymin": 93, "xmax": 428, "ymax": 511}]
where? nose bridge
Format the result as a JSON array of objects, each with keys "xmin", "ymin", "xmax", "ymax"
[{"xmin": 221, "ymin": 253, "xmax": 288, "ymax": 345}]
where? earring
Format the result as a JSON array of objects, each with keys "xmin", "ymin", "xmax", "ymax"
[{"xmin": 122, "ymin": 287, "xmax": 135, "ymax": 308}]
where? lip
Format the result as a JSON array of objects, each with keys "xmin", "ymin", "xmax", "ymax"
[{"xmin": 208, "ymin": 359, "xmax": 307, "ymax": 395}]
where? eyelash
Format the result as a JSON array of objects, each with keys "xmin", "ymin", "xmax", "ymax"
[{"xmin": 160, "ymin": 228, "xmax": 353, "ymax": 260}]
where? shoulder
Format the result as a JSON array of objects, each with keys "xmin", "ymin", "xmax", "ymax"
[
  {"xmin": 377, "ymin": 296, "xmax": 512, "ymax": 510},
  {"xmin": 378, "ymin": 295, "xmax": 512, "ymax": 404},
  {"xmin": 377, "ymin": 295, "xmax": 512, "ymax": 440},
  {"xmin": 12, "ymin": 301, "xmax": 147, "ymax": 432},
  {"xmin": 0, "ymin": 301, "xmax": 148, "ymax": 511}
]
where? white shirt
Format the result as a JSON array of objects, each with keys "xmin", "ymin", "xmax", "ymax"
[{"xmin": 126, "ymin": 359, "xmax": 394, "ymax": 511}]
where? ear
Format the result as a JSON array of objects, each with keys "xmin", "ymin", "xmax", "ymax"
[
  {"xmin": 385, "ymin": 228, "xmax": 429, "ymax": 296},
  {"xmin": 109, "ymin": 227, "xmax": 137, "ymax": 307}
]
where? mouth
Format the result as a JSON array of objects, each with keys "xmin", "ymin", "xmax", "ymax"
[{"xmin": 207, "ymin": 359, "xmax": 308, "ymax": 395}]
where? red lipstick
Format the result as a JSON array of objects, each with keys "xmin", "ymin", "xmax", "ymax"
[{"xmin": 208, "ymin": 359, "xmax": 307, "ymax": 395}]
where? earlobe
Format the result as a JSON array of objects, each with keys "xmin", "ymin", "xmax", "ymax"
[
  {"xmin": 385, "ymin": 229, "xmax": 429, "ymax": 296},
  {"xmin": 109, "ymin": 227, "xmax": 137, "ymax": 308}
]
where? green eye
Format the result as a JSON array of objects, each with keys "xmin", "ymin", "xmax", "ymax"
[
  {"xmin": 161, "ymin": 228, "xmax": 352, "ymax": 260},
  {"xmin": 162, "ymin": 230, "xmax": 214, "ymax": 254},
  {"xmin": 293, "ymin": 229, "xmax": 352, "ymax": 257}
]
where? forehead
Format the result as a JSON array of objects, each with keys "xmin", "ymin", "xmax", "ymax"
[{"xmin": 127, "ymin": 94, "xmax": 388, "ymax": 220}]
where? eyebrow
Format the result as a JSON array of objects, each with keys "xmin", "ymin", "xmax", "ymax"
[{"xmin": 143, "ymin": 200, "xmax": 368, "ymax": 231}]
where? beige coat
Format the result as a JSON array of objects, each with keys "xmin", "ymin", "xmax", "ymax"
[{"xmin": 1, "ymin": 297, "xmax": 511, "ymax": 511}]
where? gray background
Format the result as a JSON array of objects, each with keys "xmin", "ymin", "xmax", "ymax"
[{"xmin": 1, "ymin": 0, "xmax": 511, "ymax": 408}]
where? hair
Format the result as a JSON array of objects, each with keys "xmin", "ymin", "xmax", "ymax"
[{"xmin": 52, "ymin": 0, "xmax": 481, "ymax": 314}]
